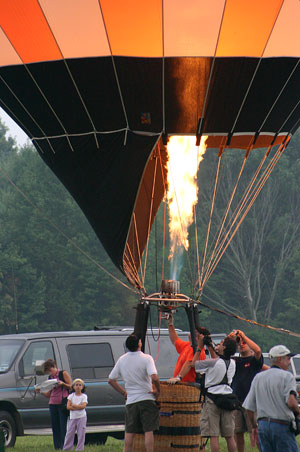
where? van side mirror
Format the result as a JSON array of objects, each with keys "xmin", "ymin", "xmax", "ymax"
[
  {"xmin": 18, "ymin": 360, "xmax": 25, "ymax": 378},
  {"xmin": 35, "ymin": 360, "xmax": 45, "ymax": 376}
]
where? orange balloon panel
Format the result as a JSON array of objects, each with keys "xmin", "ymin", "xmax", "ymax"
[
  {"xmin": 39, "ymin": 0, "xmax": 110, "ymax": 58},
  {"xmin": 164, "ymin": 0, "xmax": 225, "ymax": 57},
  {"xmin": 0, "ymin": 0, "xmax": 61, "ymax": 63},
  {"xmin": 1, "ymin": 0, "xmax": 300, "ymax": 65},
  {"xmin": 216, "ymin": 0, "xmax": 284, "ymax": 57},
  {"xmin": 265, "ymin": 0, "xmax": 300, "ymax": 57},
  {"xmin": 0, "ymin": 28, "xmax": 22, "ymax": 67},
  {"xmin": 100, "ymin": 0, "xmax": 163, "ymax": 57}
]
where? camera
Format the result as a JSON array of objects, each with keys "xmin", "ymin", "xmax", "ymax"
[
  {"xmin": 232, "ymin": 330, "xmax": 241, "ymax": 343},
  {"xmin": 197, "ymin": 327, "xmax": 212, "ymax": 347},
  {"xmin": 203, "ymin": 334, "xmax": 213, "ymax": 347}
]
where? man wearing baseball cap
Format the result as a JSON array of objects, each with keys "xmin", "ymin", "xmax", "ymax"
[{"xmin": 243, "ymin": 344, "xmax": 300, "ymax": 452}]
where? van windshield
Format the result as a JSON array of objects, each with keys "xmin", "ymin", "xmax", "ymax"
[{"xmin": 0, "ymin": 340, "xmax": 24, "ymax": 372}]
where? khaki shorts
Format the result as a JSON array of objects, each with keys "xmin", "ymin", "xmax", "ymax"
[
  {"xmin": 125, "ymin": 400, "xmax": 159, "ymax": 433},
  {"xmin": 200, "ymin": 398, "xmax": 235, "ymax": 438},
  {"xmin": 234, "ymin": 407, "xmax": 252, "ymax": 433}
]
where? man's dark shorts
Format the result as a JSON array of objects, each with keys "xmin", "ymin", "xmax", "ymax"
[{"xmin": 125, "ymin": 400, "xmax": 160, "ymax": 433}]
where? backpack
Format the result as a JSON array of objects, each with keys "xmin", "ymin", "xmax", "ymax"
[{"xmin": 204, "ymin": 358, "xmax": 241, "ymax": 411}]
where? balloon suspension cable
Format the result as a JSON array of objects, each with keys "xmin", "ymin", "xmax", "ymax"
[
  {"xmin": 200, "ymin": 145, "xmax": 249, "ymax": 289},
  {"xmin": 141, "ymin": 149, "xmax": 159, "ymax": 287},
  {"xmin": 197, "ymin": 294, "xmax": 300, "ymax": 340},
  {"xmin": 137, "ymin": 276, "xmax": 300, "ymax": 346},
  {"xmin": 198, "ymin": 144, "xmax": 224, "ymax": 289},
  {"xmin": 0, "ymin": 166, "xmax": 137, "ymax": 295},
  {"xmin": 144, "ymin": 280, "xmax": 300, "ymax": 342},
  {"xmin": 124, "ymin": 242, "xmax": 144, "ymax": 290},
  {"xmin": 201, "ymin": 142, "xmax": 285, "ymax": 289},
  {"xmin": 157, "ymin": 142, "xmax": 168, "ymax": 282},
  {"xmin": 132, "ymin": 213, "xmax": 143, "ymax": 276},
  {"xmin": 193, "ymin": 204, "xmax": 201, "ymax": 297},
  {"xmin": 123, "ymin": 138, "xmax": 164, "ymax": 291},
  {"xmin": 197, "ymin": 141, "xmax": 287, "ymax": 293}
]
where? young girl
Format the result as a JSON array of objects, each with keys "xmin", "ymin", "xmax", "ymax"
[{"xmin": 63, "ymin": 379, "xmax": 88, "ymax": 451}]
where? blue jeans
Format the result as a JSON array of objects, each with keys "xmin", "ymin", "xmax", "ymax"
[
  {"xmin": 49, "ymin": 404, "xmax": 69, "ymax": 450},
  {"xmin": 258, "ymin": 419, "xmax": 298, "ymax": 452}
]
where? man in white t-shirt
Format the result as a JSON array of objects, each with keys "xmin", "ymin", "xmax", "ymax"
[{"xmin": 108, "ymin": 334, "xmax": 160, "ymax": 452}]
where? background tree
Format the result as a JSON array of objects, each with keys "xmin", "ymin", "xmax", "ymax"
[{"xmin": 0, "ymin": 117, "xmax": 300, "ymax": 351}]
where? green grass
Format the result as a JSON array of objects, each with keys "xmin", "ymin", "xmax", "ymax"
[
  {"xmin": 13, "ymin": 434, "xmax": 300, "ymax": 451},
  {"xmin": 14, "ymin": 436, "xmax": 123, "ymax": 451}
]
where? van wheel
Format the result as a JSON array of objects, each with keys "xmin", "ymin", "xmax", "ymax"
[
  {"xmin": 85, "ymin": 433, "xmax": 107, "ymax": 445},
  {"xmin": 0, "ymin": 411, "xmax": 17, "ymax": 447}
]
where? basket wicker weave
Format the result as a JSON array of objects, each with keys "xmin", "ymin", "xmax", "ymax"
[
  {"xmin": 133, "ymin": 433, "xmax": 202, "ymax": 452},
  {"xmin": 160, "ymin": 402, "xmax": 201, "ymax": 427},
  {"xmin": 133, "ymin": 382, "xmax": 203, "ymax": 451},
  {"xmin": 158, "ymin": 381, "xmax": 201, "ymax": 403}
]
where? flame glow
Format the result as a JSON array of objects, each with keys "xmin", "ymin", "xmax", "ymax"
[{"xmin": 166, "ymin": 136, "xmax": 207, "ymax": 278}]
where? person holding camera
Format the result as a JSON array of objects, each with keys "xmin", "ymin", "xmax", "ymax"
[
  {"xmin": 167, "ymin": 315, "xmax": 210, "ymax": 383},
  {"xmin": 191, "ymin": 335, "xmax": 238, "ymax": 452},
  {"xmin": 243, "ymin": 345, "xmax": 300, "ymax": 452},
  {"xmin": 230, "ymin": 329, "xmax": 264, "ymax": 452}
]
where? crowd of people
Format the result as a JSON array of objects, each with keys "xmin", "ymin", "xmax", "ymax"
[
  {"xmin": 108, "ymin": 319, "xmax": 300, "ymax": 452},
  {"xmin": 35, "ymin": 322, "xmax": 299, "ymax": 452}
]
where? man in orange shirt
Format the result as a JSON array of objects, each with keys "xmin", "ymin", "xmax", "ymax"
[{"xmin": 167, "ymin": 315, "xmax": 213, "ymax": 383}]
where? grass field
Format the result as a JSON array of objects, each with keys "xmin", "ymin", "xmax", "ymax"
[
  {"xmin": 13, "ymin": 434, "xmax": 300, "ymax": 451},
  {"xmin": 14, "ymin": 436, "xmax": 122, "ymax": 452}
]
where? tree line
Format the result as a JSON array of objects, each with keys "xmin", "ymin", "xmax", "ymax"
[{"xmin": 0, "ymin": 118, "xmax": 300, "ymax": 352}]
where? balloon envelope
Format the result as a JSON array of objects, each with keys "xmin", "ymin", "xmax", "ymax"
[{"xmin": 1, "ymin": 0, "xmax": 300, "ymax": 287}]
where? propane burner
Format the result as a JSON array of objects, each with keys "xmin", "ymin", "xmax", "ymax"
[
  {"xmin": 158, "ymin": 280, "xmax": 180, "ymax": 314},
  {"xmin": 140, "ymin": 278, "xmax": 190, "ymax": 313},
  {"xmin": 160, "ymin": 279, "xmax": 180, "ymax": 297}
]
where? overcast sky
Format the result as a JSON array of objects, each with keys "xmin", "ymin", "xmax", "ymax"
[{"xmin": 0, "ymin": 107, "xmax": 29, "ymax": 147}]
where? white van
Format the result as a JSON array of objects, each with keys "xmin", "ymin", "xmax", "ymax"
[{"xmin": 0, "ymin": 327, "xmax": 225, "ymax": 447}]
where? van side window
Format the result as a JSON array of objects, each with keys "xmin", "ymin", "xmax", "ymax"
[
  {"xmin": 19, "ymin": 341, "xmax": 54, "ymax": 377},
  {"xmin": 293, "ymin": 357, "xmax": 300, "ymax": 375},
  {"xmin": 67, "ymin": 343, "xmax": 114, "ymax": 380}
]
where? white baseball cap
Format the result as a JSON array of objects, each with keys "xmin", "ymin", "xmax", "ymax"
[{"xmin": 269, "ymin": 345, "xmax": 295, "ymax": 359}]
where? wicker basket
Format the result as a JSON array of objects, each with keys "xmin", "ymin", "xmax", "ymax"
[
  {"xmin": 158, "ymin": 381, "xmax": 202, "ymax": 403},
  {"xmin": 133, "ymin": 382, "xmax": 204, "ymax": 451}
]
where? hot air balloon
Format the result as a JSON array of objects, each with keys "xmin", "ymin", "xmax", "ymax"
[{"xmin": 1, "ymin": 0, "xmax": 300, "ymax": 338}]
